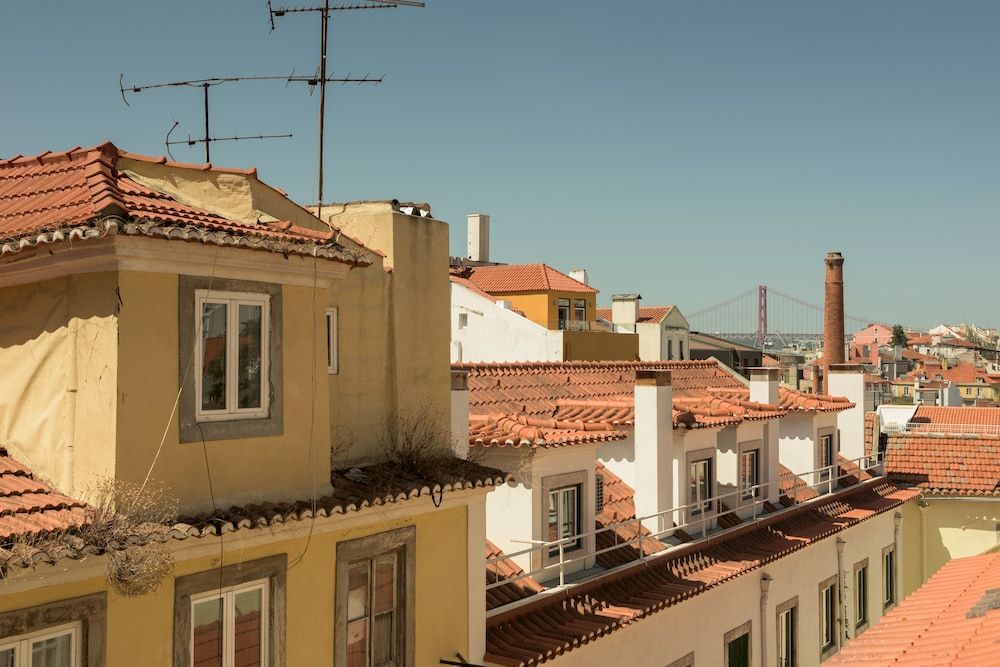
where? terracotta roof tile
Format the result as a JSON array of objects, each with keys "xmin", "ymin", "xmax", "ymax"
[
  {"xmin": 486, "ymin": 482, "xmax": 917, "ymax": 666},
  {"xmin": 595, "ymin": 306, "xmax": 675, "ymax": 324},
  {"xmin": 487, "ymin": 540, "xmax": 545, "ymax": 610},
  {"xmin": 594, "ymin": 464, "xmax": 666, "ymax": 569},
  {"xmin": 829, "ymin": 551, "xmax": 1000, "ymax": 667},
  {"xmin": 0, "ymin": 448, "xmax": 87, "ymax": 541},
  {"xmin": 0, "ymin": 143, "xmax": 373, "ymax": 264},
  {"xmin": 910, "ymin": 406, "xmax": 1000, "ymax": 429},
  {"xmin": 463, "ymin": 264, "xmax": 597, "ymax": 295},
  {"xmin": 884, "ymin": 433, "xmax": 1000, "ymax": 496}
]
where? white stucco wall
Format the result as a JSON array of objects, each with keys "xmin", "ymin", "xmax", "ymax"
[
  {"xmin": 597, "ymin": 434, "xmax": 636, "ymax": 490},
  {"xmin": 532, "ymin": 505, "xmax": 907, "ymax": 667},
  {"xmin": 829, "ymin": 371, "xmax": 865, "ymax": 461},
  {"xmin": 451, "ymin": 283, "xmax": 563, "ymax": 362},
  {"xmin": 779, "ymin": 412, "xmax": 819, "ymax": 481}
]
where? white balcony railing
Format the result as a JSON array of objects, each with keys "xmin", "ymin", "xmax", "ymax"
[
  {"xmin": 903, "ymin": 422, "xmax": 1000, "ymax": 437},
  {"xmin": 486, "ymin": 453, "xmax": 885, "ymax": 611}
]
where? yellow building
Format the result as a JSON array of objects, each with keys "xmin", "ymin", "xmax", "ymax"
[
  {"xmin": 457, "ymin": 263, "xmax": 638, "ymax": 361},
  {"xmin": 0, "ymin": 143, "xmax": 504, "ymax": 666}
]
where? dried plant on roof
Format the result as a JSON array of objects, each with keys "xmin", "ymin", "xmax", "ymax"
[
  {"xmin": 78, "ymin": 478, "xmax": 178, "ymax": 597},
  {"xmin": 367, "ymin": 407, "xmax": 469, "ymax": 493}
]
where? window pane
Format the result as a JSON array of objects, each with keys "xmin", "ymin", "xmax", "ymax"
[
  {"xmin": 727, "ymin": 633, "xmax": 749, "ymax": 667},
  {"xmin": 0, "ymin": 648, "xmax": 13, "ymax": 667},
  {"xmin": 193, "ymin": 597, "xmax": 224, "ymax": 667},
  {"xmin": 561, "ymin": 487, "xmax": 578, "ymax": 540},
  {"xmin": 238, "ymin": 304, "xmax": 263, "ymax": 410},
  {"xmin": 346, "ymin": 619, "xmax": 368, "ymax": 667},
  {"xmin": 234, "ymin": 587, "xmax": 264, "ymax": 667},
  {"xmin": 348, "ymin": 562, "xmax": 370, "ymax": 622},
  {"xmin": 547, "ymin": 491, "xmax": 559, "ymax": 543},
  {"xmin": 372, "ymin": 612, "xmax": 394, "ymax": 666},
  {"xmin": 373, "ymin": 554, "xmax": 396, "ymax": 615},
  {"xmin": 202, "ymin": 302, "xmax": 228, "ymax": 411},
  {"xmin": 30, "ymin": 633, "xmax": 72, "ymax": 667}
]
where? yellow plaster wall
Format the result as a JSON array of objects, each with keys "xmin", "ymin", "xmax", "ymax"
[
  {"xmin": 114, "ymin": 270, "xmax": 332, "ymax": 511},
  {"xmin": 0, "ymin": 272, "xmax": 119, "ymax": 498},
  {"xmin": 0, "ymin": 504, "xmax": 471, "ymax": 666},
  {"xmin": 901, "ymin": 498, "xmax": 1000, "ymax": 597},
  {"xmin": 494, "ymin": 292, "xmax": 598, "ymax": 330}
]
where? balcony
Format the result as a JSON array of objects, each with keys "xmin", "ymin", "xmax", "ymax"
[{"xmin": 558, "ymin": 319, "xmax": 614, "ymax": 333}]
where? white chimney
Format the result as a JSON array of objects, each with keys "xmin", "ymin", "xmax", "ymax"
[
  {"xmin": 749, "ymin": 367, "xmax": 780, "ymax": 406},
  {"xmin": 611, "ymin": 294, "xmax": 642, "ymax": 330},
  {"xmin": 633, "ymin": 369, "xmax": 674, "ymax": 533},
  {"xmin": 467, "ymin": 213, "xmax": 490, "ymax": 263},
  {"xmin": 569, "ymin": 269, "xmax": 589, "ymax": 286},
  {"xmin": 450, "ymin": 370, "xmax": 470, "ymax": 459},
  {"xmin": 827, "ymin": 364, "xmax": 865, "ymax": 461}
]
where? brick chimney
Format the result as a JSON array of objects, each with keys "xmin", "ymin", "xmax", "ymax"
[{"xmin": 823, "ymin": 252, "xmax": 845, "ymax": 394}]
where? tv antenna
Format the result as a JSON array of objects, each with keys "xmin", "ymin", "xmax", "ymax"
[
  {"xmin": 267, "ymin": 0, "xmax": 425, "ymax": 217},
  {"xmin": 120, "ymin": 74, "xmax": 297, "ymax": 162}
]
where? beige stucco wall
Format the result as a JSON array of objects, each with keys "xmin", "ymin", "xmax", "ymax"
[
  {"xmin": 0, "ymin": 500, "xmax": 475, "ymax": 666},
  {"xmin": 0, "ymin": 273, "xmax": 119, "ymax": 497},
  {"xmin": 900, "ymin": 496, "xmax": 1000, "ymax": 597},
  {"xmin": 562, "ymin": 330, "xmax": 638, "ymax": 361}
]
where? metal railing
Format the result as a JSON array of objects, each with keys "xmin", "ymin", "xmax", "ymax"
[
  {"xmin": 558, "ymin": 319, "xmax": 615, "ymax": 333},
  {"xmin": 486, "ymin": 453, "xmax": 885, "ymax": 606},
  {"xmin": 903, "ymin": 422, "xmax": 1000, "ymax": 437}
]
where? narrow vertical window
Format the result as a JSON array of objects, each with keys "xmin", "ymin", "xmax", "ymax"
[
  {"xmin": 883, "ymin": 547, "xmax": 896, "ymax": 609},
  {"xmin": 547, "ymin": 485, "xmax": 581, "ymax": 555},
  {"xmin": 557, "ymin": 299, "xmax": 570, "ymax": 330},
  {"xmin": 195, "ymin": 290, "xmax": 270, "ymax": 421},
  {"xmin": 689, "ymin": 458, "xmax": 713, "ymax": 514},
  {"xmin": 820, "ymin": 581, "xmax": 837, "ymax": 656},
  {"xmin": 573, "ymin": 299, "xmax": 586, "ymax": 323},
  {"xmin": 327, "ymin": 307, "xmax": 339, "ymax": 375},
  {"xmin": 740, "ymin": 448, "xmax": 760, "ymax": 500},
  {"xmin": 346, "ymin": 553, "xmax": 400, "ymax": 667},
  {"xmin": 855, "ymin": 563, "xmax": 868, "ymax": 629},
  {"xmin": 777, "ymin": 603, "xmax": 797, "ymax": 667},
  {"xmin": 191, "ymin": 580, "xmax": 268, "ymax": 667},
  {"xmin": 724, "ymin": 622, "xmax": 751, "ymax": 667},
  {"xmin": 667, "ymin": 339, "xmax": 673, "ymax": 359}
]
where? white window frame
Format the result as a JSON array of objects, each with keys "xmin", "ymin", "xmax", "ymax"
[
  {"xmin": 689, "ymin": 457, "xmax": 713, "ymax": 515},
  {"xmin": 194, "ymin": 289, "xmax": 271, "ymax": 422},
  {"xmin": 883, "ymin": 546, "xmax": 896, "ymax": 610},
  {"xmin": 547, "ymin": 484, "xmax": 581, "ymax": 556},
  {"xmin": 0, "ymin": 621, "xmax": 81, "ymax": 667},
  {"xmin": 190, "ymin": 579, "xmax": 269, "ymax": 667},
  {"xmin": 776, "ymin": 598, "xmax": 797, "ymax": 667},
  {"xmin": 326, "ymin": 307, "xmax": 339, "ymax": 375},
  {"xmin": 739, "ymin": 444, "xmax": 761, "ymax": 502}
]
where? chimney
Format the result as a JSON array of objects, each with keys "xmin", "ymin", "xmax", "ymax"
[
  {"xmin": 827, "ymin": 364, "xmax": 865, "ymax": 461},
  {"xmin": 823, "ymin": 252, "xmax": 846, "ymax": 394},
  {"xmin": 611, "ymin": 294, "xmax": 642, "ymax": 331},
  {"xmin": 450, "ymin": 370, "xmax": 470, "ymax": 459},
  {"xmin": 569, "ymin": 269, "xmax": 589, "ymax": 286},
  {"xmin": 633, "ymin": 369, "xmax": 674, "ymax": 533},
  {"xmin": 749, "ymin": 367, "xmax": 780, "ymax": 406},
  {"xmin": 467, "ymin": 213, "xmax": 490, "ymax": 263}
]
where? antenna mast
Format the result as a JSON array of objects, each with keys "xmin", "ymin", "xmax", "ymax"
[{"xmin": 268, "ymin": 0, "xmax": 425, "ymax": 217}]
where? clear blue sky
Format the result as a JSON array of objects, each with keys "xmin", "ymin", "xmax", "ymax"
[{"xmin": 4, "ymin": 1, "xmax": 999, "ymax": 329}]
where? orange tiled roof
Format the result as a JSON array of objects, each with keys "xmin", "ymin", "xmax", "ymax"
[
  {"xmin": 884, "ymin": 432, "xmax": 1000, "ymax": 496},
  {"xmin": 594, "ymin": 463, "xmax": 666, "ymax": 569},
  {"xmin": 463, "ymin": 263, "xmax": 597, "ymax": 295},
  {"xmin": 594, "ymin": 306, "xmax": 675, "ymax": 324},
  {"xmin": 485, "ymin": 481, "xmax": 918, "ymax": 667},
  {"xmin": 456, "ymin": 361, "xmax": 791, "ymax": 447},
  {"xmin": 897, "ymin": 362, "xmax": 1000, "ymax": 386},
  {"xmin": 0, "ymin": 143, "xmax": 373, "ymax": 264},
  {"xmin": 707, "ymin": 386, "xmax": 854, "ymax": 413},
  {"xmin": 829, "ymin": 550, "xmax": 1000, "ymax": 667},
  {"xmin": 486, "ymin": 540, "xmax": 544, "ymax": 610},
  {"xmin": 0, "ymin": 448, "xmax": 87, "ymax": 540},
  {"xmin": 910, "ymin": 406, "xmax": 1000, "ymax": 428}
]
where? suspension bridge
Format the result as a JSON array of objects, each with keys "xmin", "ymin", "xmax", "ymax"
[{"xmin": 688, "ymin": 285, "xmax": 892, "ymax": 349}]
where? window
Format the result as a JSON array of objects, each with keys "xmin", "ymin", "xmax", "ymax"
[
  {"xmin": 883, "ymin": 546, "xmax": 896, "ymax": 609},
  {"xmin": 724, "ymin": 621, "xmax": 751, "ymax": 667},
  {"xmin": 679, "ymin": 340, "xmax": 684, "ymax": 360},
  {"xmin": 547, "ymin": 485, "xmax": 581, "ymax": 555},
  {"xmin": 573, "ymin": 299, "xmax": 586, "ymax": 322},
  {"xmin": 855, "ymin": 560, "xmax": 869, "ymax": 631},
  {"xmin": 0, "ymin": 596, "xmax": 104, "ymax": 667},
  {"xmin": 903, "ymin": 386, "xmax": 910, "ymax": 397},
  {"xmin": 195, "ymin": 290, "xmax": 270, "ymax": 421},
  {"xmin": 557, "ymin": 299, "xmax": 570, "ymax": 330},
  {"xmin": 740, "ymin": 447, "xmax": 760, "ymax": 501},
  {"xmin": 667, "ymin": 339, "xmax": 673, "ymax": 359},
  {"xmin": 326, "ymin": 307, "xmax": 340, "ymax": 374},
  {"xmin": 174, "ymin": 555, "xmax": 284, "ymax": 667},
  {"xmin": 776, "ymin": 599, "xmax": 797, "ymax": 667},
  {"xmin": 457, "ymin": 312, "xmax": 468, "ymax": 330},
  {"xmin": 689, "ymin": 458, "xmax": 713, "ymax": 514},
  {"xmin": 191, "ymin": 580, "xmax": 268, "ymax": 667},
  {"xmin": 818, "ymin": 431, "xmax": 836, "ymax": 481},
  {"xmin": 335, "ymin": 527, "xmax": 415, "ymax": 667},
  {"xmin": 664, "ymin": 652, "xmax": 694, "ymax": 667},
  {"xmin": 0, "ymin": 623, "xmax": 79, "ymax": 667},
  {"xmin": 819, "ymin": 578, "xmax": 837, "ymax": 658}
]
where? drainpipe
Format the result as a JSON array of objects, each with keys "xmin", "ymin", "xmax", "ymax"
[
  {"xmin": 836, "ymin": 537, "xmax": 846, "ymax": 649},
  {"xmin": 760, "ymin": 573, "xmax": 771, "ymax": 667},
  {"xmin": 918, "ymin": 499, "xmax": 928, "ymax": 582},
  {"xmin": 893, "ymin": 511, "xmax": 903, "ymax": 602}
]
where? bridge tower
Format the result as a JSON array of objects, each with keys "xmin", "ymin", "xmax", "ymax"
[{"xmin": 755, "ymin": 285, "xmax": 767, "ymax": 348}]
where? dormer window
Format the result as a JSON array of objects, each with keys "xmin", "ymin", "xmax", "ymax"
[{"xmin": 195, "ymin": 290, "xmax": 270, "ymax": 421}]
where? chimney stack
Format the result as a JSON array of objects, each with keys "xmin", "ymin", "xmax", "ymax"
[
  {"xmin": 633, "ymin": 370, "xmax": 674, "ymax": 533},
  {"xmin": 569, "ymin": 269, "xmax": 589, "ymax": 286},
  {"xmin": 823, "ymin": 252, "xmax": 845, "ymax": 395},
  {"xmin": 611, "ymin": 294, "xmax": 642, "ymax": 331},
  {"xmin": 467, "ymin": 213, "xmax": 490, "ymax": 263}
]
